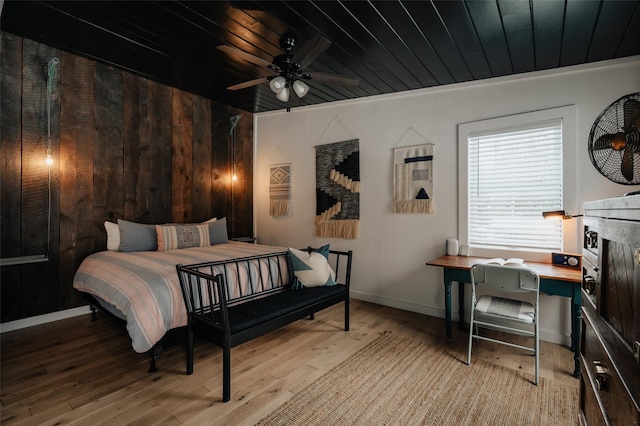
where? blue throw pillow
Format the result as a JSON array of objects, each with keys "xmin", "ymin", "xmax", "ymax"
[
  {"xmin": 209, "ymin": 217, "xmax": 229, "ymax": 244},
  {"xmin": 287, "ymin": 244, "xmax": 336, "ymax": 289},
  {"xmin": 117, "ymin": 219, "xmax": 158, "ymax": 252}
]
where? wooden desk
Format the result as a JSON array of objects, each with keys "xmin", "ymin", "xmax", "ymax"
[{"xmin": 426, "ymin": 255, "xmax": 582, "ymax": 377}]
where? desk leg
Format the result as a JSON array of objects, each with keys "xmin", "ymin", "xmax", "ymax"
[
  {"xmin": 458, "ymin": 281, "xmax": 465, "ymax": 330},
  {"xmin": 443, "ymin": 269, "xmax": 452, "ymax": 339},
  {"xmin": 570, "ymin": 299, "xmax": 576, "ymax": 352},
  {"xmin": 572, "ymin": 285, "xmax": 582, "ymax": 378}
]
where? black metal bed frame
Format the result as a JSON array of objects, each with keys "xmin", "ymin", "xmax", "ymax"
[{"xmin": 83, "ymin": 293, "xmax": 185, "ymax": 373}]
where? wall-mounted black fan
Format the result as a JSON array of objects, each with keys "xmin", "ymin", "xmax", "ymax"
[
  {"xmin": 588, "ymin": 93, "xmax": 640, "ymax": 185},
  {"xmin": 217, "ymin": 33, "xmax": 359, "ymax": 103}
]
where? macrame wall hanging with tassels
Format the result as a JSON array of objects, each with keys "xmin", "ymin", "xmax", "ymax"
[
  {"xmin": 315, "ymin": 139, "xmax": 360, "ymax": 239},
  {"xmin": 393, "ymin": 127, "xmax": 435, "ymax": 214}
]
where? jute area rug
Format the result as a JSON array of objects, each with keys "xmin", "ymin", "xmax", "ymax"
[{"xmin": 258, "ymin": 331, "xmax": 578, "ymax": 425}]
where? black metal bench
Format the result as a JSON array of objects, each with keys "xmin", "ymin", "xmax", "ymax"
[{"xmin": 176, "ymin": 247, "xmax": 352, "ymax": 402}]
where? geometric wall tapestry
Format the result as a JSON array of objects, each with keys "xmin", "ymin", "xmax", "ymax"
[
  {"xmin": 269, "ymin": 163, "xmax": 291, "ymax": 217},
  {"xmin": 393, "ymin": 144, "xmax": 434, "ymax": 214},
  {"xmin": 315, "ymin": 139, "xmax": 360, "ymax": 239}
]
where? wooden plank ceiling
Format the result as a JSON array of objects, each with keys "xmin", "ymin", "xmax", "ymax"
[{"xmin": 2, "ymin": 0, "xmax": 639, "ymax": 113}]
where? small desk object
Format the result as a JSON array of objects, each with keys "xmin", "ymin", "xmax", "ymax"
[{"xmin": 426, "ymin": 255, "xmax": 582, "ymax": 377}]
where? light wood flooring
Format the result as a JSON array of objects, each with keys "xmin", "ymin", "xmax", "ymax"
[{"xmin": 1, "ymin": 299, "xmax": 579, "ymax": 425}]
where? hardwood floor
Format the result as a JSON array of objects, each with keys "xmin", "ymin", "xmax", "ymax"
[{"xmin": 1, "ymin": 299, "xmax": 579, "ymax": 425}]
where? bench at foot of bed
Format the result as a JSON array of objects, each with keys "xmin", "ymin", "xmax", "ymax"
[{"xmin": 176, "ymin": 247, "xmax": 352, "ymax": 402}]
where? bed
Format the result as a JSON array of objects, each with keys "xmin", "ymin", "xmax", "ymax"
[{"xmin": 73, "ymin": 240, "xmax": 289, "ymax": 354}]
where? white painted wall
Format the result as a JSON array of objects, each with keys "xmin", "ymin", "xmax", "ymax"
[{"xmin": 254, "ymin": 57, "xmax": 640, "ymax": 345}]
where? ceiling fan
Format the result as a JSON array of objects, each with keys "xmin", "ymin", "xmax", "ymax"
[{"xmin": 217, "ymin": 33, "xmax": 359, "ymax": 103}]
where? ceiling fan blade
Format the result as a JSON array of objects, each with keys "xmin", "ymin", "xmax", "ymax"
[
  {"xmin": 292, "ymin": 35, "xmax": 331, "ymax": 70},
  {"xmin": 306, "ymin": 72, "xmax": 359, "ymax": 86},
  {"xmin": 621, "ymin": 145, "xmax": 634, "ymax": 182},
  {"xmin": 227, "ymin": 77, "xmax": 269, "ymax": 91},
  {"xmin": 217, "ymin": 45, "xmax": 273, "ymax": 68},
  {"xmin": 623, "ymin": 99, "xmax": 640, "ymax": 132}
]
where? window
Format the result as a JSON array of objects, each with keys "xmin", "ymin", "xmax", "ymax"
[
  {"xmin": 458, "ymin": 106, "xmax": 576, "ymax": 259},
  {"xmin": 468, "ymin": 121, "xmax": 562, "ymax": 250}
]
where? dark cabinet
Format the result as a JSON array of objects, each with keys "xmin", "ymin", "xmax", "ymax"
[{"xmin": 579, "ymin": 195, "xmax": 640, "ymax": 425}]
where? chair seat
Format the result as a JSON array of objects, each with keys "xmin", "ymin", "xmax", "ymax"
[{"xmin": 475, "ymin": 295, "xmax": 534, "ymax": 323}]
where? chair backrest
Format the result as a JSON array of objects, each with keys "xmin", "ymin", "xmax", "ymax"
[{"xmin": 471, "ymin": 263, "xmax": 540, "ymax": 294}]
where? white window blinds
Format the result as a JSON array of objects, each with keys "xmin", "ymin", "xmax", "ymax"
[{"xmin": 468, "ymin": 120, "xmax": 563, "ymax": 251}]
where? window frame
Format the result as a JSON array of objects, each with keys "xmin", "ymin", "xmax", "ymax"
[{"xmin": 457, "ymin": 106, "xmax": 577, "ymax": 262}]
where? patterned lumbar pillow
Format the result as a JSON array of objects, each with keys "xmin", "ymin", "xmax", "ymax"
[
  {"xmin": 156, "ymin": 224, "xmax": 211, "ymax": 251},
  {"xmin": 287, "ymin": 244, "xmax": 336, "ymax": 289}
]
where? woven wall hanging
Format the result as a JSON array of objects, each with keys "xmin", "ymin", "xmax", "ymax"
[
  {"xmin": 393, "ymin": 144, "xmax": 434, "ymax": 214},
  {"xmin": 269, "ymin": 163, "xmax": 291, "ymax": 216},
  {"xmin": 315, "ymin": 139, "xmax": 360, "ymax": 239}
]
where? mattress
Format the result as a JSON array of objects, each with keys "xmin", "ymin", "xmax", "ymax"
[{"xmin": 73, "ymin": 242, "xmax": 288, "ymax": 353}]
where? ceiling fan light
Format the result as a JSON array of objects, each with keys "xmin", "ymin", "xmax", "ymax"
[
  {"xmin": 269, "ymin": 76, "xmax": 286, "ymax": 93},
  {"xmin": 276, "ymin": 86, "xmax": 290, "ymax": 102},
  {"xmin": 292, "ymin": 80, "xmax": 309, "ymax": 98}
]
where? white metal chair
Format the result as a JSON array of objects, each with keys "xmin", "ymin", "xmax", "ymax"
[{"xmin": 467, "ymin": 263, "xmax": 540, "ymax": 384}]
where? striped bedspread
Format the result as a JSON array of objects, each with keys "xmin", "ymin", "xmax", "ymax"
[{"xmin": 73, "ymin": 242, "xmax": 287, "ymax": 353}]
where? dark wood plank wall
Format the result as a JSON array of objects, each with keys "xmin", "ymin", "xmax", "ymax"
[
  {"xmin": 17, "ymin": 38, "xmax": 62, "ymax": 318},
  {"xmin": 0, "ymin": 32, "xmax": 254, "ymax": 322},
  {"xmin": 59, "ymin": 53, "xmax": 94, "ymax": 309},
  {"xmin": 229, "ymin": 107, "xmax": 254, "ymax": 239},
  {"xmin": 0, "ymin": 31, "xmax": 23, "ymax": 321}
]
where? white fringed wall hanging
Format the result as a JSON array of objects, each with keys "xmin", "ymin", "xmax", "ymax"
[
  {"xmin": 269, "ymin": 163, "xmax": 291, "ymax": 216},
  {"xmin": 393, "ymin": 128, "xmax": 435, "ymax": 214}
]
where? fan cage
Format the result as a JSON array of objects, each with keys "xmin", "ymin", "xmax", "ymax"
[{"xmin": 588, "ymin": 93, "xmax": 640, "ymax": 185}]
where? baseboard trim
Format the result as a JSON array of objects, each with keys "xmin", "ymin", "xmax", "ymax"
[
  {"xmin": 0, "ymin": 306, "xmax": 91, "ymax": 333},
  {"xmin": 2, "ymin": 293, "xmax": 572, "ymax": 346},
  {"xmin": 351, "ymin": 290, "xmax": 444, "ymax": 319},
  {"xmin": 349, "ymin": 290, "xmax": 571, "ymax": 347}
]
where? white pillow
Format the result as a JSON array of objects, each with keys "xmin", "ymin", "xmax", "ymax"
[
  {"xmin": 287, "ymin": 246, "xmax": 336, "ymax": 288},
  {"xmin": 202, "ymin": 217, "xmax": 217, "ymax": 223},
  {"xmin": 104, "ymin": 221, "xmax": 120, "ymax": 251}
]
